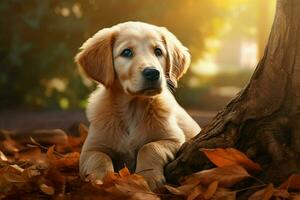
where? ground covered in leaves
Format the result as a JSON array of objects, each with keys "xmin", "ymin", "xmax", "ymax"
[{"xmin": 0, "ymin": 124, "xmax": 300, "ymax": 199}]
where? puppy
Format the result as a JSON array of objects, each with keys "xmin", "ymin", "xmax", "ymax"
[{"xmin": 75, "ymin": 21, "xmax": 201, "ymax": 189}]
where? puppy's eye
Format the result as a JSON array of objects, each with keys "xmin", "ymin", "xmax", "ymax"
[
  {"xmin": 154, "ymin": 47, "xmax": 163, "ymax": 57},
  {"xmin": 120, "ymin": 48, "xmax": 133, "ymax": 58}
]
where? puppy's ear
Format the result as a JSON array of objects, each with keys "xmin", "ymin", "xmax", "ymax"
[
  {"xmin": 159, "ymin": 27, "xmax": 191, "ymax": 88},
  {"xmin": 75, "ymin": 28, "xmax": 116, "ymax": 87}
]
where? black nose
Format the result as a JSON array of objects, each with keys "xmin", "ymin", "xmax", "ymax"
[{"xmin": 142, "ymin": 67, "xmax": 160, "ymax": 81}]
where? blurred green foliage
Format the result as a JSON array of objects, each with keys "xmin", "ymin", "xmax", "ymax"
[{"xmin": 0, "ymin": 0, "xmax": 257, "ymax": 110}]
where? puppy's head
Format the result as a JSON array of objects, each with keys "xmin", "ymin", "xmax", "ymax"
[{"xmin": 75, "ymin": 22, "xmax": 190, "ymax": 97}]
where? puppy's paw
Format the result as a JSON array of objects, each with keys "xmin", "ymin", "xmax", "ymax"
[
  {"xmin": 138, "ymin": 170, "xmax": 166, "ymax": 190},
  {"xmin": 85, "ymin": 169, "xmax": 112, "ymax": 184}
]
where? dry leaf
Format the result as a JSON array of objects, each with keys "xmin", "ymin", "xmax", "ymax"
[
  {"xmin": 280, "ymin": 174, "xmax": 300, "ymax": 191},
  {"xmin": 1, "ymin": 137, "xmax": 20, "ymax": 153},
  {"xmin": 102, "ymin": 171, "xmax": 119, "ymax": 186},
  {"xmin": 17, "ymin": 147, "xmax": 43, "ymax": 162},
  {"xmin": 10, "ymin": 164, "xmax": 24, "ymax": 172},
  {"xmin": 40, "ymin": 183, "xmax": 55, "ymax": 195},
  {"xmin": 201, "ymin": 148, "xmax": 262, "ymax": 171},
  {"xmin": 273, "ymin": 189, "xmax": 290, "ymax": 199},
  {"xmin": 0, "ymin": 150, "xmax": 8, "ymax": 161},
  {"xmin": 3, "ymin": 173, "xmax": 26, "ymax": 183},
  {"xmin": 166, "ymin": 178, "xmax": 201, "ymax": 196},
  {"xmin": 187, "ymin": 185, "xmax": 203, "ymax": 200},
  {"xmin": 204, "ymin": 181, "xmax": 218, "ymax": 199},
  {"xmin": 165, "ymin": 185, "xmax": 186, "ymax": 196},
  {"xmin": 290, "ymin": 193, "xmax": 300, "ymax": 200},
  {"xmin": 45, "ymin": 167, "xmax": 66, "ymax": 195},
  {"xmin": 186, "ymin": 165, "xmax": 250, "ymax": 187},
  {"xmin": 119, "ymin": 166, "xmax": 131, "ymax": 177},
  {"xmin": 46, "ymin": 145, "xmax": 78, "ymax": 169},
  {"xmin": 212, "ymin": 188, "xmax": 236, "ymax": 200},
  {"xmin": 249, "ymin": 184, "xmax": 274, "ymax": 200}
]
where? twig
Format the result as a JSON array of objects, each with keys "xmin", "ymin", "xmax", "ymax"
[
  {"xmin": 28, "ymin": 137, "xmax": 64, "ymax": 157},
  {"xmin": 235, "ymin": 184, "xmax": 266, "ymax": 193}
]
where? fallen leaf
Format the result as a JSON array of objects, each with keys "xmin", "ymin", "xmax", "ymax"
[
  {"xmin": 187, "ymin": 185, "xmax": 203, "ymax": 200},
  {"xmin": 280, "ymin": 174, "xmax": 300, "ymax": 191},
  {"xmin": 102, "ymin": 171, "xmax": 119, "ymax": 186},
  {"xmin": 45, "ymin": 167, "xmax": 66, "ymax": 195},
  {"xmin": 201, "ymin": 148, "xmax": 262, "ymax": 171},
  {"xmin": 40, "ymin": 183, "xmax": 55, "ymax": 195},
  {"xmin": 186, "ymin": 165, "xmax": 250, "ymax": 187},
  {"xmin": 249, "ymin": 184, "xmax": 274, "ymax": 200},
  {"xmin": 273, "ymin": 189, "xmax": 290, "ymax": 199},
  {"xmin": 10, "ymin": 164, "xmax": 24, "ymax": 172},
  {"xmin": 1, "ymin": 137, "xmax": 20, "ymax": 154},
  {"xmin": 204, "ymin": 181, "xmax": 218, "ymax": 199},
  {"xmin": 46, "ymin": 145, "xmax": 77, "ymax": 169},
  {"xmin": 16, "ymin": 147, "xmax": 43, "ymax": 162},
  {"xmin": 22, "ymin": 167, "xmax": 41, "ymax": 179},
  {"xmin": 290, "ymin": 193, "xmax": 300, "ymax": 200},
  {"xmin": 0, "ymin": 150, "xmax": 8, "ymax": 161},
  {"xmin": 165, "ymin": 185, "xmax": 186, "ymax": 196},
  {"xmin": 3, "ymin": 173, "xmax": 26, "ymax": 183},
  {"xmin": 53, "ymin": 152, "xmax": 80, "ymax": 169},
  {"xmin": 212, "ymin": 188, "xmax": 236, "ymax": 200},
  {"xmin": 166, "ymin": 178, "xmax": 201, "ymax": 196},
  {"xmin": 119, "ymin": 166, "xmax": 131, "ymax": 177}
]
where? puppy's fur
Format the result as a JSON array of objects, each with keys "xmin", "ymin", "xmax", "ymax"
[{"xmin": 75, "ymin": 22, "xmax": 201, "ymax": 189}]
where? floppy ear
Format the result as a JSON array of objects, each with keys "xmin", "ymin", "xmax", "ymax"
[
  {"xmin": 159, "ymin": 27, "xmax": 191, "ymax": 88},
  {"xmin": 75, "ymin": 28, "xmax": 116, "ymax": 87}
]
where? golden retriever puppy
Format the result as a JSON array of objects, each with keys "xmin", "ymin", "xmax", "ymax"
[{"xmin": 75, "ymin": 21, "xmax": 201, "ymax": 189}]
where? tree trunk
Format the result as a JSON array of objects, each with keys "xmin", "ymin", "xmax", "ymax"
[{"xmin": 165, "ymin": 0, "xmax": 300, "ymax": 189}]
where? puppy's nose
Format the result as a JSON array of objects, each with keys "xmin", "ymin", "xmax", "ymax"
[{"xmin": 142, "ymin": 67, "xmax": 160, "ymax": 81}]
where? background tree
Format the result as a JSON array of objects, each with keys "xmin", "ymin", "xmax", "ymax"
[{"xmin": 165, "ymin": 0, "xmax": 300, "ymax": 195}]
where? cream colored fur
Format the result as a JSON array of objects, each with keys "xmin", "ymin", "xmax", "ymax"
[{"xmin": 75, "ymin": 21, "xmax": 201, "ymax": 190}]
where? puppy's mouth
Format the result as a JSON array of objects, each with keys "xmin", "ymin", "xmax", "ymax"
[{"xmin": 127, "ymin": 86, "xmax": 162, "ymax": 96}]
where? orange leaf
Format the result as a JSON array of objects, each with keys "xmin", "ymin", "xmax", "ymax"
[
  {"xmin": 187, "ymin": 185, "xmax": 203, "ymax": 200},
  {"xmin": 17, "ymin": 147, "xmax": 43, "ymax": 162},
  {"xmin": 102, "ymin": 171, "xmax": 120, "ymax": 186},
  {"xmin": 54, "ymin": 152, "xmax": 80, "ymax": 169},
  {"xmin": 167, "ymin": 178, "xmax": 201, "ymax": 196},
  {"xmin": 186, "ymin": 165, "xmax": 250, "ymax": 187},
  {"xmin": 165, "ymin": 185, "xmax": 186, "ymax": 196},
  {"xmin": 0, "ymin": 150, "xmax": 8, "ymax": 161},
  {"xmin": 212, "ymin": 188, "xmax": 236, "ymax": 200},
  {"xmin": 273, "ymin": 189, "xmax": 290, "ymax": 199},
  {"xmin": 119, "ymin": 166, "xmax": 131, "ymax": 177},
  {"xmin": 40, "ymin": 183, "xmax": 55, "ymax": 195},
  {"xmin": 249, "ymin": 184, "xmax": 274, "ymax": 200},
  {"xmin": 46, "ymin": 145, "xmax": 57, "ymax": 164},
  {"xmin": 204, "ymin": 181, "xmax": 218, "ymax": 199},
  {"xmin": 201, "ymin": 148, "xmax": 262, "ymax": 171},
  {"xmin": 46, "ymin": 145, "xmax": 79, "ymax": 169},
  {"xmin": 279, "ymin": 174, "xmax": 300, "ymax": 190}
]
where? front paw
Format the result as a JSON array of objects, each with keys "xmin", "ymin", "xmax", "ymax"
[
  {"xmin": 84, "ymin": 168, "xmax": 113, "ymax": 184},
  {"xmin": 138, "ymin": 170, "xmax": 166, "ymax": 190}
]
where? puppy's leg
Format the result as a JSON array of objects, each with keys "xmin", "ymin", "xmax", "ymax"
[
  {"xmin": 80, "ymin": 151, "xmax": 114, "ymax": 181},
  {"xmin": 135, "ymin": 140, "xmax": 181, "ymax": 190}
]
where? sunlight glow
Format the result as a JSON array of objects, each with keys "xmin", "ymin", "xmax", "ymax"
[{"xmin": 191, "ymin": 54, "xmax": 219, "ymax": 76}]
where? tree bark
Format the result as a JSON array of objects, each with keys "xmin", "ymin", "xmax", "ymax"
[{"xmin": 165, "ymin": 0, "xmax": 300, "ymax": 189}]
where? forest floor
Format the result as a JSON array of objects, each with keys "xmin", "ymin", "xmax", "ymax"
[
  {"xmin": 1, "ymin": 109, "xmax": 299, "ymax": 199},
  {"xmin": 0, "ymin": 109, "xmax": 215, "ymax": 131}
]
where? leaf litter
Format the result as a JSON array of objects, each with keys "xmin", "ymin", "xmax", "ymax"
[{"xmin": 0, "ymin": 123, "xmax": 299, "ymax": 199}]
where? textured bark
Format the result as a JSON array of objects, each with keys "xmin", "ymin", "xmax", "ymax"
[{"xmin": 165, "ymin": 0, "xmax": 300, "ymax": 188}]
